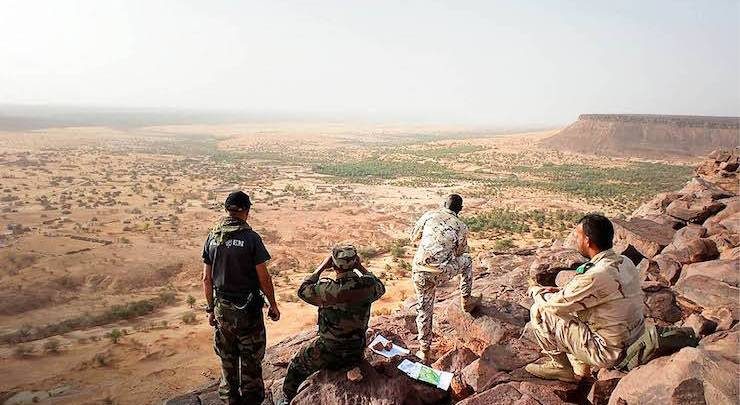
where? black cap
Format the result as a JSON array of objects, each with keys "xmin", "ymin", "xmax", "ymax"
[{"xmin": 225, "ymin": 191, "xmax": 251, "ymax": 212}]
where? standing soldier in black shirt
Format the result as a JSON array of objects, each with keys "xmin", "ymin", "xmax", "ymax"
[{"xmin": 202, "ymin": 191, "xmax": 280, "ymax": 405}]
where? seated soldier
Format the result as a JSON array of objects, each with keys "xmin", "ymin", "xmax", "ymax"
[
  {"xmin": 525, "ymin": 214, "xmax": 645, "ymax": 382},
  {"xmin": 278, "ymin": 245, "xmax": 385, "ymax": 404}
]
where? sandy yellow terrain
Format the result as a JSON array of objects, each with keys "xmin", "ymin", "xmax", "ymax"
[{"xmin": 0, "ymin": 124, "xmax": 694, "ymax": 404}]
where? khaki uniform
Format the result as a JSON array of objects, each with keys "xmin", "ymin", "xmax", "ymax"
[
  {"xmin": 528, "ymin": 249, "xmax": 645, "ymax": 369},
  {"xmin": 411, "ymin": 208, "xmax": 473, "ymax": 351}
]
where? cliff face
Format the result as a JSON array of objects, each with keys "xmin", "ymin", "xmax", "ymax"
[{"xmin": 542, "ymin": 114, "xmax": 740, "ymax": 158}]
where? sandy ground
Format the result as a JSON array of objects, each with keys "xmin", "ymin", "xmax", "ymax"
[{"xmin": 0, "ymin": 123, "xmax": 688, "ymax": 404}]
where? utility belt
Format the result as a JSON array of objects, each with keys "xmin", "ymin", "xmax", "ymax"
[{"xmin": 214, "ymin": 288, "xmax": 262, "ymax": 310}]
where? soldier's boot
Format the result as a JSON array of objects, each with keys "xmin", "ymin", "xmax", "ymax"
[
  {"xmin": 524, "ymin": 353, "xmax": 577, "ymax": 383},
  {"xmin": 415, "ymin": 347, "xmax": 432, "ymax": 365},
  {"xmin": 567, "ymin": 354, "xmax": 592, "ymax": 379},
  {"xmin": 462, "ymin": 294, "xmax": 482, "ymax": 313},
  {"xmin": 275, "ymin": 399, "xmax": 289, "ymax": 405}
]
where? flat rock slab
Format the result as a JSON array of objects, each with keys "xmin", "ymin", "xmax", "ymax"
[
  {"xmin": 445, "ymin": 298, "xmax": 530, "ymax": 354},
  {"xmin": 612, "ymin": 218, "xmax": 676, "ymax": 259}
]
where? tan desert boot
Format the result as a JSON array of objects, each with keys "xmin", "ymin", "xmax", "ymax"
[
  {"xmin": 567, "ymin": 354, "xmax": 592, "ymax": 378},
  {"xmin": 524, "ymin": 353, "xmax": 578, "ymax": 383},
  {"xmin": 462, "ymin": 294, "xmax": 482, "ymax": 313}
]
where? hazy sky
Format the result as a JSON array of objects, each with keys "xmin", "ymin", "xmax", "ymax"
[{"xmin": 1, "ymin": 0, "xmax": 738, "ymax": 125}]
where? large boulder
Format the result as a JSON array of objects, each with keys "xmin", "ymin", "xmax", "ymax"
[
  {"xmin": 646, "ymin": 225, "xmax": 719, "ymax": 285},
  {"xmin": 678, "ymin": 176, "xmax": 735, "ymax": 201},
  {"xmin": 651, "ymin": 254, "xmax": 683, "ymax": 285},
  {"xmin": 461, "ymin": 343, "xmax": 539, "ymax": 393},
  {"xmin": 588, "ymin": 369, "xmax": 626, "ymax": 405},
  {"xmin": 663, "ymin": 224, "xmax": 707, "ymax": 248},
  {"xmin": 707, "ymin": 231, "xmax": 740, "ymax": 256},
  {"xmin": 704, "ymin": 197, "xmax": 740, "ymax": 235},
  {"xmin": 682, "ymin": 313, "xmax": 718, "ymax": 337},
  {"xmin": 666, "ymin": 195, "xmax": 726, "ymax": 224},
  {"xmin": 528, "ymin": 249, "xmax": 587, "ymax": 286},
  {"xmin": 631, "ymin": 192, "xmax": 683, "ymax": 219},
  {"xmin": 612, "ymin": 242, "xmax": 645, "ymax": 266},
  {"xmin": 456, "ymin": 383, "xmax": 524, "ymax": 405},
  {"xmin": 291, "ymin": 359, "xmax": 451, "ymax": 405},
  {"xmin": 643, "ymin": 285, "xmax": 684, "ymax": 324},
  {"xmin": 659, "ymin": 238, "xmax": 719, "ymax": 266},
  {"xmin": 612, "ymin": 218, "xmax": 676, "ymax": 259},
  {"xmin": 696, "ymin": 149, "xmax": 740, "ymax": 195},
  {"xmin": 444, "ymin": 298, "xmax": 530, "ymax": 355},
  {"xmin": 608, "ymin": 328, "xmax": 739, "ymax": 405},
  {"xmin": 432, "ymin": 347, "xmax": 479, "ymax": 401},
  {"xmin": 673, "ymin": 259, "xmax": 740, "ymax": 320},
  {"xmin": 458, "ymin": 380, "xmax": 581, "ymax": 405}
]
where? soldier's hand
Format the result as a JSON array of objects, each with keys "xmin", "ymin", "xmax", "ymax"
[
  {"xmin": 318, "ymin": 255, "xmax": 333, "ymax": 272},
  {"xmin": 268, "ymin": 305, "xmax": 281, "ymax": 321},
  {"xmin": 208, "ymin": 312, "xmax": 217, "ymax": 327}
]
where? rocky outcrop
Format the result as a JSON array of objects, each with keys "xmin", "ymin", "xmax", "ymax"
[
  {"xmin": 608, "ymin": 327, "xmax": 739, "ymax": 405},
  {"xmin": 168, "ymin": 149, "xmax": 739, "ymax": 405},
  {"xmin": 541, "ymin": 114, "xmax": 739, "ymax": 158},
  {"xmin": 696, "ymin": 149, "xmax": 740, "ymax": 195},
  {"xmin": 611, "ymin": 218, "xmax": 676, "ymax": 259}
]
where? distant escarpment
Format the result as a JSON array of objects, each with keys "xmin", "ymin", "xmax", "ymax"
[{"xmin": 542, "ymin": 114, "xmax": 739, "ymax": 158}]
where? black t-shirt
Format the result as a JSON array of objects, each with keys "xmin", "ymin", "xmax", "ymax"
[{"xmin": 202, "ymin": 228, "xmax": 271, "ymax": 297}]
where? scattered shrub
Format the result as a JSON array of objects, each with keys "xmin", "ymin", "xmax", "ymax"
[{"xmin": 181, "ymin": 311, "xmax": 197, "ymax": 325}]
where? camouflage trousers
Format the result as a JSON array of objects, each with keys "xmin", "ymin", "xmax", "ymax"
[
  {"xmin": 529, "ymin": 301, "xmax": 623, "ymax": 369},
  {"xmin": 213, "ymin": 297, "xmax": 266, "ymax": 403},
  {"xmin": 412, "ymin": 254, "xmax": 473, "ymax": 351},
  {"xmin": 282, "ymin": 337, "xmax": 364, "ymax": 401}
]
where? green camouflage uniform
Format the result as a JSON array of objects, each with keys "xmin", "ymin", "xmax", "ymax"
[
  {"xmin": 282, "ymin": 267, "xmax": 385, "ymax": 401},
  {"xmin": 528, "ymin": 249, "xmax": 645, "ymax": 369},
  {"xmin": 214, "ymin": 297, "xmax": 266, "ymax": 403},
  {"xmin": 410, "ymin": 207, "xmax": 473, "ymax": 352}
]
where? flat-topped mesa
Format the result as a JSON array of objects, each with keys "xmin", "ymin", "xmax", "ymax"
[
  {"xmin": 577, "ymin": 114, "xmax": 740, "ymax": 129},
  {"xmin": 542, "ymin": 114, "xmax": 740, "ymax": 158}
]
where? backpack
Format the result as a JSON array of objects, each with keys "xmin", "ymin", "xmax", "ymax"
[{"xmin": 616, "ymin": 324, "xmax": 700, "ymax": 371}]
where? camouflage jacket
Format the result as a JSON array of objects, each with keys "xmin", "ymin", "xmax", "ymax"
[
  {"xmin": 411, "ymin": 207, "xmax": 469, "ymax": 269},
  {"xmin": 529, "ymin": 249, "xmax": 645, "ymax": 350},
  {"xmin": 298, "ymin": 270, "xmax": 386, "ymax": 349}
]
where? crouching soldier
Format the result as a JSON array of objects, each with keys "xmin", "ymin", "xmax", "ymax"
[
  {"xmin": 525, "ymin": 214, "xmax": 645, "ymax": 382},
  {"xmin": 278, "ymin": 245, "xmax": 385, "ymax": 404},
  {"xmin": 411, "ymin": 194, "xmax": 481, "ymax": 363}
]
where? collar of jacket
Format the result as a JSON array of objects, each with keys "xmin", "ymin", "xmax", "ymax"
[
  {"xmin": 590, "ymin": 248, "xmax": 617, "ymax": 265},
  {"xmin": 441, "ymin": 207, "xmax": 458, "ymax": 217}
]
